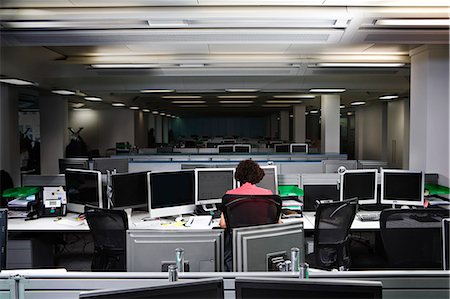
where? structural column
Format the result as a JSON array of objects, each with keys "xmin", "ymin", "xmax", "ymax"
[
  {"xmin": 0, "ymin": 84, "xmax": 20, "ymax": 185},
  {"xmin": 40, "ymin": 95, "xmax": 68, "ymax": 175},
  {"xmin": 155, "ymin": 115, "xmax": 163, "ymax": 144},
  {"xmin": 270, "ymin": 113, "xmax": 278, "ymax": 139},
  {"xmin": 279, "ymin": 111, "xmax": 290, "ymax": 142},
  {"xmin": 162, "ymin": 117, "xmax": 169, "ymax": 144},
  {"xmin": 321, "ymin": 94, "xmax": 340, "ymax": 154},
  {"xmin": 409, "ymin": 45, "xmax": 449, "ymax": 186},
  {"xmin": 293, "ymin": 104, "xmax": 306, "ymax": 143}
]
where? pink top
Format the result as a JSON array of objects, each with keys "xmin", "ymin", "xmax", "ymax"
[{"xmin": 226, "ymin": 182, "xmax": 273, "ymax": 195}]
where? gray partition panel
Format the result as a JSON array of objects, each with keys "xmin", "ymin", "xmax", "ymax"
[{"xmin": 22, "ymin": 175, "xmax": 66, "ymax": 187}]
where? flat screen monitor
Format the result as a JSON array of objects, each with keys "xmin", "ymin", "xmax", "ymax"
[
  {"xmin": 235, "ymin": 277, "xmax": 382, "ymax": 299},
  {"xmin": 233, "ymin": 221, "xmax": 304, "ymax": 271},
  {"xmin": 301, "ymin": 174, "xmax": 340, "ymax": 212},
  {"xmin": 93, "ymin": 158, "xmax": 128, "ymax": 174},
  {"xmin": 79, "ymin": 278, "xmax": 224, "ymax": 299},
  {"xmin": 380, "ymin": 169, "xmax": 424, "ymax": 206},
  {"xmin": 340, "ymin": 169, "xmax": 378, "ymax": 205},
  {"xmin": 195, "ymin": 168, "xmax": 235, "ymax": 205},
  {"xmin": 147, "ymin": 170, "xmax": 195, "ymax": 218},
  {"xmin": 110, "ymin": 171, "xmax": 148, "ymax": 210},
  {"xmin": 217, "ymin": 145, "xmax": 234, "ymax": 153},
  {"xmin": 59, "ymin": 158, "xmax": 89, "ymax": 174},
  {"xmin": 255, "ymin": 165, "xmax": 278, "ymax": 195},
  {"xmin": 65, "ymin": 169, "xmax": 103, "ymax": 213},
  {"xmin": 234, "ymin": 144, "xmax": 251, "ymax": 153},
  {"xmin": 274, "ymin": 144, "xmax": 290, "ymax": 153},
  {"xmin": 290, "ymin": 143, "xmax": 308, "ymax": 154},
  {"xmin": 322, "ymin": 160, "xmax": 357, "ymax": 173},
  {"xmin": 126, "ymin": 230, "xmax": 224, "ymax": 272}
]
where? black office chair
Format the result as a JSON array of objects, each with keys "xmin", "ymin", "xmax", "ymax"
[
  {"xmin": 309, "ymin": 198, "xmax": 357, "ymax": 270},
  {"xmin": 85, "ymin": 206, "xmax": 128, "ymax": 271},
  {"xmin": 0, "ymin": 209, "xmax": 7, "ymax": 270},
  {"xmin": 380, "ymin": 208, "xmax": 450, "ymax": 269},
  {"xmin": 221, "ymin": 194, "xmax": 282, "ymax": 271}
]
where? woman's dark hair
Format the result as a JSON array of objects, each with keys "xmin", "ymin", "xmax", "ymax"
[{"xmin": 235, "ymin": 159, "xmax": 265, "ymax": 184}]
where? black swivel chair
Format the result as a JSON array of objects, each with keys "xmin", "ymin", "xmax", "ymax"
[
  {"xmin": 221, "ymin": 194, "xmax": 282, "ymax": 271},
  {"xmin": 85, "ymin": 206, "xmax": 128, "ymax": 271},
  {"xmin": 380, "ymin": 208, "xmax": 450, "ymax": 269},
  {"xmin": 309, "ymin": 199, "xmax": 357, "ymax": 270}
]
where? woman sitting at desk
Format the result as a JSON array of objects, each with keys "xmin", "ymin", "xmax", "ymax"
[{"xmin": 219, "ymin": 159, "xmax": 273, "ymax": 229}]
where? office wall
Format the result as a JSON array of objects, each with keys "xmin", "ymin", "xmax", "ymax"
[
  {"xmin": 172, "ymin": 117, "xmax": 266, "ymax": 138},
  {"xmin": 69, "ymin": 109, "xmax": 135, "ymax": 156},
  {"xmin": 355, "ymin": 102, "xmax": 386, "ymax": 161},
  {"xmin": 387, "ymin": 99, "xmax": 409, "ymax": 169}
]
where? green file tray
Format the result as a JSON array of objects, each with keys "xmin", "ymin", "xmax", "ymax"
[
  {"xmin": 425, "ymin": 183, "xmax": 450, "ymax": 195},
  {"xmin": 278, "ymin": 185, "xmax": 304, "ymax": 197},
  {"xmin": 2, "ymin": 186, "xmax": 40, "ymax": 198}
]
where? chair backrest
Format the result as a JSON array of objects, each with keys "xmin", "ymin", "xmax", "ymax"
[
  {"xmin": 85, "ymin": 206, "xmax": 129, "ymax": 251},
  {"xmin": 380, "ymin": 208, "xmax": 450, "ymax": 269},
  {"xmin": 314, "ymin": 199, "xmax": 357, "ymax": 246},
  {"xmin": 222, "ymin": 194, "xmax": 282, "ymax": 229}
]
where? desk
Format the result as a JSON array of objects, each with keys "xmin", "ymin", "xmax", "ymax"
[{"xmin": 302, "ymin": 211, "xmax": 380, "ymax": 231}]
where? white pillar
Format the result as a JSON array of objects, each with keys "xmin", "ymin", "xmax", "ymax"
[
  {"xmin": 293, "ymin": 105, "xmax": 306, "ymax": 143},
  {"xmin": 40, "ymin": 95, "xmax": 68, "ymax": 175},
  {"xmin": 162, "ymin": 117, "xmax": 169, "ymax": 144},
  {"xmin": 409, "ymin": 45, "xmax": 449, "ymax": 186},
  {"xmin": 321, "ymin": 94, "xmax": 340, "ymax": 154},
  {"xmin": 134, "ymin": 111, "xmax": 148, "ymax": 148},
  {"xmin": 155, "ymin": 115, "xmax": 163, "ymax": 144},
  {"xmin": 0, "ymin": 84, "xmax": 20, "ymax": 185},
  {"xmin": 280, "ymin": 111, "xmax": 290, "ymax": 142}
]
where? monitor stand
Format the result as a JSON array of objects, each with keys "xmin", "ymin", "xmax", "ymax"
[{"xmin": 202, "ymin": 204, "xmax": 217, "ymax": 212}]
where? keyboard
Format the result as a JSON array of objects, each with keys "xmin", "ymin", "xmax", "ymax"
[{"xmin": 356, "ymin": 211, "xmax": 381, "ymax": 222}]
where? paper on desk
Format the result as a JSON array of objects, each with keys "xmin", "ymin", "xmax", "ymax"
[{"xmin": 55, "ymin": 218, "xmax": 86, "ymax": 227}]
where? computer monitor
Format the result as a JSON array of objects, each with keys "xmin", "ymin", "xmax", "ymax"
[
  {"xmin": 110, "ymin": 171, "xmax": 148, "ymax": 210},
  {"xmin": 92, "ymin": 158, "xmax": 128, "ymax": 174},
  {"xmin": 126, "ymin": 230, "xmax": 224, "ymax": 272},
  {"xmin": 234, "ymin": 144, "xmax": 251, "ymax": 153},
  {"xmin": 322, "ymin": 160, "xmax": 358, "ymax": 173},
  {"xmin": 217, "ymin": 145, "xmax": 234, "ymax": 153},
  {"xmin": 79, "ymin": 278, "xmax": 224, "ymax": 299},
  {"xmin": 380, "ymin": 169, "xmax": 424, "ymax": 206},
  {"xmin": 195, "ymin": 168, "xmax": 235, "ymax": 207},
  {"xmin": 235, "ymin": 277, "xmax": 382, "ymax": 299},
  {"xmin": 233, "ymin": 221, "xmax": 304, "ymax": 271},
  {"xmin": 274, "ymin": 144, "xmax": 290, "ymax": 153},
  {"xmin": 256, "ymin": 165, "xmax": 278, "ymax": 195},
  {"xmin": 301, "ymin": 174, "xmax": 340, "ymax": 212},
  {"xmin": 59, "ymin": 158, "xmax": 89, "ymax": 174},
  {"xmin": 65, "ymin": 169, "xmax": 103, "ymax": 213},
  {"xmin": 290, "ymin": 143, "xmax": 308, "ymax": 154},
  {"xmin": 147, "ymin": 170, "xmax": 196, "ymax": 218},
  {"xmin": 340, "ymin": 169, "xmax": 378, "ymax": 205}
]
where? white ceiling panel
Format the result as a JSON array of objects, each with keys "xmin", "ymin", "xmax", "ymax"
[
  {"xmin": 126, "ymin": 44, "xmax": 210, "ymax": 55},
  {"xmin": 209, "ymin": 44, "xmax": 291, "ymax": 54}
]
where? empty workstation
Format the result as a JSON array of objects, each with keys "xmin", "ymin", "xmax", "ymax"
[{"xmin": 0, "ymin": 1, "xmax": 449, "ymax": 298}]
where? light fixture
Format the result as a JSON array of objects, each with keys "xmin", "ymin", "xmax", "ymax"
[
  {"xmin": 85, "ymin": 97, "xmax": 102, "ymax": 102},
  {"xmin": 112, "ymin": 102, "xmax": 126, "ymax": 107},
  {"xmin": 309, "ymin": 110, "xmax": 319, "ymax": 114},
  {"xmin": 351, "ymin": 101, "xmax": 366, "ymax": 106},
  {"xmin": 340, "ymin": 105, "xmax": 345, "ymax": 108},
  {"xmin": 273, "ymin": 94, "xmax": 315, "ymax": 99},
  {"xmin": 219, "ymin": 101, "xmax": 254, "ymax": 104},
  {"xmin": 152, "ymin": 111, "xmax": 159, "ymax": 114},
  {"xmin": 163, "ymin": 95, "xmax": 202, "ymax": 99},
  {"xmin": 140, "ymin": 89, "xmax": 175, "ymax": 93},
  {"xmin": 179, "ymin": 64, "xmax": 205, "ymax": 68},
  {"xmin": 347, "ymin": 112, "xmax": 353, "ymax": 116},
  {"xmin": 0, "ymin": 78, "xmax": 36, "ymax": 86},
  {"xmin": 178, "ymin": 105, "xmax": 208, "ymax": 108},
  {"xmin": 52, "ymin": 89, "xmax": 76, "ymax": 95},
  {"xmin": 147, "ymin": 20, "xmax": 189, "ymax": 27},
  {"xmin": 375, "ymin": 19, "xmax": 450, "ymax": 26},
  {"xmin": 289, "ymin": 114, "xmax": 294, "ymax": 118},
  {"xmin": 142, "ymin": 109, "xmax": 150, "ymax": 112},
  {"xmin": 74, "ymin": 108, "xmax": 92, "ymax": 111},
  {"xmin": 160, "ymin": 113, "xmax": 166, "ymax": 116},
  {"xmin": 305, "ymin": 112, "xmax": 309, "ymax": 115},
  {"xmin": 217, "ymin": 95, "xmax": 258, "ymax": 99},
  {"xmin": 166, "ymin": 114, "xmax": 172, "ymax": 117},
  {"xmin": 72, "ymin": 103, "xmax": 85, "ymax": 108},
  {"xmin": 379, "ymin": 95, "xmax": 399, "ymax": 100},
  {"xmin": 172, "ymin": 101, "xmax": 206, "ymax": 104},
  {"xmin": 262, "ymin": 104, "xmax": 291, "ymax": 108},
  {"xmin": 225, "ymin": 89, "xmax": 260, "ymax": 93},
  {"xmin": 90, "ymin": 64, "xmax": 160, "ymax": 68},
  {"xmin": 315, "ymin": 62, "xmax": 405, "ymax": 67},
  {"xmin": 171, "ymin": 116, "xmax": 177, "ymax": 118},
  {"xmin": 309, "ymin": 88, "xmax": 346, "ymax": 93},
  {"xmin": 129, "ymin": 106, "xmax": 140, "ymax": 110},
  {"xmin": 266, "ymin": 100, "xmax": 302, "ymax": 104}
]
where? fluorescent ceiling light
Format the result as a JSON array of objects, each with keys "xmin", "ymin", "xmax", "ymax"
[
  {"xmin": 351, "ymin": 101, "xmax": 366, "ymax": 106},
  {"xmin": 163, "ymin": 95, "xmax": 202, "ymax": 99},
  {"xmin": 309, "ymin": 110, "xmax": 319, "ymax": 114},
  {"xmin": 266, "ymin": 100, "xmax": 302, "ymax": 104},
  {"xmin": 148, "ymin": 20, "xmax": 189, "ymax": 27},
  {"xmin": 74, "ymin": 108, "xmax": 92, "ymax": 111},
  {"xmin": 112, "ymin": 102, "xmax": 126, "ymax": 107},
  {"xmin": 152, "ymin": 111, "xmax": 159, "ymax": 114},
  {"xmin": 273, "ymin": 94, "xmax": 315, "ymax": 99},
  {"xmin": 129, "ymin": 106, "xmax": 140, "ymax": 110},
  {"xmin": 217, "ymin": 95, "xmax": 258, "ymax": 99},
  {"xmin": 262, "ymin": 104, "xmax": 291, "ymax": 107},
  {"xmin": 172, "ymin": 101, "xmax": 206, "ymax": 104},
  {"xmin": 347, "ymin": 112, "xmax": 353, "ymax": 116},
  {"xmin": 316, "ymin": 62, "xmax": 406, "ymax": 67},
  {"xmin": 91, "ymin": 64, "xmax": 159, "ymax": 68},
  {"xmin": 219, "ymin": 100, "xmax": 254, "ymax": 104},
  {"xmin": 309, "ymin": 88, "xmax": 346, "ymax": 93},
  {"xmin": 226, "ymin": 89, "xmax": 260, "ymax": 92},
  {"xmin": 85, "ymin": 97, "xmax": 102, "ymax": 102},
  {"xmin": 72, "ymin": 103, "xmax": 85, "ymax": 108},
  {"xmin": 179, "ymin": 64, "xmax": 205, "ymax": 68},
  {"xmin": 221, "ymin": 105, "xmax": 252, "ymax": 108},
  {"xmin": 290, "ymin": 115, "xmax": 294, "ymax": 118},
  {"xmin": 52, "ymin": 89, "xmax": 76, "ymax": 95},
  {"xmin": 305, "ymin": 112, "xmax": 309, "ymax": 115},
  {"xmin": 140, "ymin": 89, "xmax": 175, "ymax": 93},
  {"xmin": 160, "ymin": 113, "xmax": 166, "ymax": 116},
  {"xmin": 379, "ymin": 95, "xmax": 399, "ymax": 100},
  {"xmin": 375, "ymin": 19, "xmax": 450, "ymax": 26},
  {"xmin": 142, "ymin": 109, "xmax": 150, "ymax": 112},
  {"xmin": 166, "ymin": 114, "xmax": 172, "ymax": 117},
  {"xmin": 178, "ymin": 105, "xmax": 208, "ymax": 108},
  {"xmin": 340, "ymin": 105, "xmax": 345, "ymax": 108},
  {"xmin": 0, "ymin": 78, "xmax": 36, "ymax": 86},
  {"xmin": 171, "ymin": 116, "xmax": 177, "ymax": 118}
]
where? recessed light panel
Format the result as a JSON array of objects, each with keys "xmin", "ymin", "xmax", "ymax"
[{"xmin": 310, "ymin": 88, "xmax": 346, "ymax": 93}]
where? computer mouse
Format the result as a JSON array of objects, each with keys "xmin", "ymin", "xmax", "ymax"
[{"xmin": 400, "ymin": 205, "xmax": 409, "ymax": 209}]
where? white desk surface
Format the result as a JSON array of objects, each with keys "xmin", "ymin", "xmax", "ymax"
[{"xmin": 302, "ymin": 211, "xmax": 381, "ymax": 230}]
